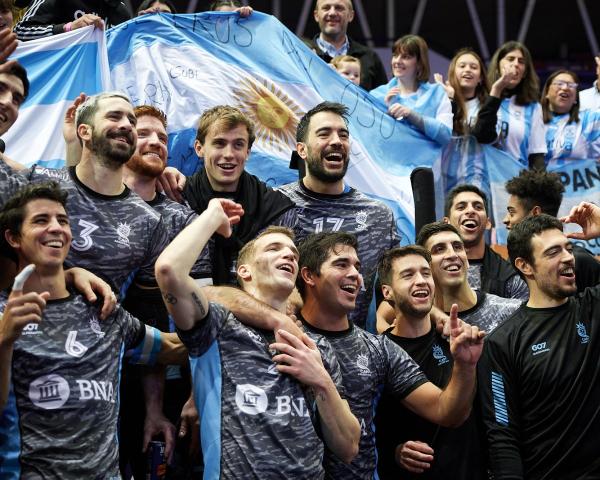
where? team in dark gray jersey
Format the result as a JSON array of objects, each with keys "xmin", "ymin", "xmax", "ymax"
[
  {"xmin": 0, "ymin": 182, "xmax": 185, "ymax": 479},
  {"xmin": 279, "ymin": 181, "xmax": 400, "ymax": 330},
  {"xmin": 296, "ymin": 230, "xmax": 485, "ymax": 479},
  {"xmin": 416, "ymin": 222, "xmax": 522, "ymax": 333},
  {"xmin": 155, "ymin": 195, "xmax": 361, "ymax": 479}
]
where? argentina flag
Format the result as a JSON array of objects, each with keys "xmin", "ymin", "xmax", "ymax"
[
  {"xmin": 106, "ymin": 12, "xmax": 444, "ymax": 243},
  {"xmin": 4, "ymin": 26, "xmax": 110, "ymax": 167}
]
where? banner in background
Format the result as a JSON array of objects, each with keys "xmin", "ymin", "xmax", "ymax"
[
  {"xmin": 106, "ymin": 12, "xmax": 444, "ymax": 243},
  {"xmin": 4, "ymin": 27, "xmax": 110, "ymax": 168}
]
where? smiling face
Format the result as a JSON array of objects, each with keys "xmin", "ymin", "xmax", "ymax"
[
  {"xmin": 238, "ymin": 232, "xmax": 299, "ymax": 299},
  {"xmin": 546, "ymin": 72, "xmax": 578, "ymax": 115},
  {"xmin": 126, "ymin": 114, "xmax": 168, "ymax": 178},
  {"xmin": 453, "ymin": 53, "xmax": 482, "ymax": 97},
  {"xmin": 305, "ymin": 243, "xmax": 363, "ymax": 315},
  {"xmin": 517, "ymin": 229, "xmax": 576, "ymax": 301},
  {"xmin": 195, "ymin": 122, "xmax": 250, "ymax": 193},
  {"xmin": 314, "ymin": 0, "xmax": 354, "ymax": 41},
  {"xmin": 0, "ymin": 73, "xmax": 25, "ymax": 136},
  {"xmin": 382, "ymin": 254, "xmax": 434, "ymax": 319},
  {"xmin": 86, "ymin": 97, "xmax": 137, "ymax": 166},
  {"xmin": 445, "ymin": 191, "xmax": 490, "ymax": 249},
  {"xmin": 424, "ymin": 231, "xmax": 469, "ymax": 290},
  {"xmin": 499, "ymin": 48, "xmax": 526, "ymax": 89},
  {"xmin": 0, "ymin": 8, "xmax": 13, "ymax": 30},
  {"xmin": 6, "ymin": 199, "xmax": 72, "ymax": 271},
  {"xmin": 504, "ymin": 194, "xmax": 530, "ymax": 230},
  {"xmin": 298, "ymin": 110, "xmax": 350, "ymax": 184},
  {"xmin": 391, "ymin": 51, "xmax": 418, "ymax": 82}
]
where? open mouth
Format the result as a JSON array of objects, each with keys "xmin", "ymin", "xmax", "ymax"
[
  {"xmin": 277, "ymin": 263, "xmax": 294, "ymax": 274},
  {"xmin": 411, "ymin": 289, "xmax": 429, "ymax": 299},
  {"xmin": 461, "ymin": 219, "xmax": 479, "ymax": 232},
  {"xmin": 217, "ymin": 163, "xmax": 237, "ymax": 171},
  {"xmin": 109, "ymin": 133, "xmax": 133, "ymax": 145},
  {"xmin": 559, "ymin": 266, "xmax": 575, "ymax": 279},
  {"xmin": 42, "ymin": 239, "xmax": 64, "ymax": 249},
  {"xmin": 443, "ymin": 263, "xmax": 462, "ymax": 273},
  {"xmin": 340, "ymin": 284, "xmax": 358, "ymax": 295}
]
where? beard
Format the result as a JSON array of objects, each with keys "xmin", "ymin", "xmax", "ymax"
[
  {"xmin": 395, "ymin": 293, "xmax": 433, "ymax": 320},
  {"xmin": 89, "ymin": 128, "xmax": 136, "ymax": 168},
  {"xmin": 304, "ymin": 147, "xmax": 349, "ymax": 183},
  {"xmin": 125, "ymin": 152, "xmax": 166, "ymax": 179}
]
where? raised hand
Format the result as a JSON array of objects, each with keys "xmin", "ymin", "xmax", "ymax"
[
  {"xmin": 384, "ymin": 86, "xmax": 402, "ymax": 106},
  {"xmin": 434, "ymin": 73, "xmax": 455, "ymax": 99},
  {"xmin": 208, "ymin": 198, "xmax": 244, "ymax": 238},
  {"xmin": 448, "ymin": 304, "xmax": 485, "ymax": 366},
  {"xmin": 560, "ymin": 202, "xmax": 600, "ymax": 240},
  {"xmin": 270, "ymin": 330, "xmax": 328, "ymax": 387}
]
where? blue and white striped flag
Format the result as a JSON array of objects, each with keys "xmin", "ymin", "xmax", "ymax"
[
  {"xmin": 4, "ymin": 26, "xmax": 110, "ymax": 168},
  {"xmin": 106, "ymin": 12, "xmax": 444, "ymax": 243}
]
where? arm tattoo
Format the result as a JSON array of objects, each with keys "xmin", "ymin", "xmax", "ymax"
[
  {"xmin": 191, "ymin": 291, "xmax": 206, "ymax": 317},
  {"xmin": 163, "ymin": 292, "xmax": 178, "ymax": 305}
]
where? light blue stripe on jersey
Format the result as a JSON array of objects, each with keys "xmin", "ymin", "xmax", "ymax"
[
  {"xmin": 0, "ymin": 384, "xmax": 21, "ymax": 479},
  {"xmin": 128, "ymin": 325, "xmax": 162, "ymax": 365},
  {"xmin": 191, "ymin": 342, "xmax": 222, "ymax": 479},
  {"xmin": 491, "ymin": 372, "xmax": 509, "ymax": 426},
  {"xmin": 17, "ymin": 42, "xmax": 101, "ymax": 107},
  {"xmin": 519, "ymin": 103, "xmax": 535, "ymax": 163}
]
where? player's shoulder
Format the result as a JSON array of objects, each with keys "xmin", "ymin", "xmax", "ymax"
[{"xmin": 483, "ymin": 302, "xmax": 528, "ymax": 343}]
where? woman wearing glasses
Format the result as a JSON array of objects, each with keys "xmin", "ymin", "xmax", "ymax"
[
  {"xmin": 370, "ymin": 34, "xmax": 453, "ymax": 146},
  {"xmin": 542, "ymin": 70, "xmax": 600, "ymax": 163},
  {"xmin": 487, "ymin": 41, "xmax": 547, "ymax": 169}
]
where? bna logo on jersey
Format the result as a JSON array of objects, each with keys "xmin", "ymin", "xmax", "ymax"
[
  {"xmin": 235, "ymin": 384, "xmax": 268, "ymax": 415},
  {"xmin": 29, "ymin": 374, "xmax": 70, "ymax": 409},
  {"xmin": 356, "ymin": 353, "xmax": 371, "ymax": 376}
]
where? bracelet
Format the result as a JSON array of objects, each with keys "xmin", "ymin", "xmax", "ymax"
[{"xmin": 64, "ymin": 22, "xmax": 73, "ymax": 32}]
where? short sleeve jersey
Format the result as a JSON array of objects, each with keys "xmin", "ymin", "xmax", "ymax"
[
  {"xmin": 0, "ymin": 164, "xmax": 170, "ymax": 295},
  {"xmin": 177, "ymin": 302, "xmax": 345, "ymax": 480},
  {"xmin": 278, "ymin": 181, "xmax": 401, "ymax": 331},
  {"xmin": 478, "ymin": 287, "xmax": 600, "ymax": 479},
  {"xmin": 375, "ymin": 327, "xmax": 485, "ymax": 480},
  {"xmin": 450, "ymin": 290, "xmax": 521, "ymax": 333},
  {"xmin": 494, "ymin": 97, "xmax": 547, "ymax": 166},
  {"xmin": 301, "ymin": 318, "xmax": 427, "ymax": 480},
  {"xmin": 0, "ymin": 292, "xmax": 161, "ymax": 479},
  {"xmin": 544, "ymin": 110, "xmax": 600, "ymax": 161}
]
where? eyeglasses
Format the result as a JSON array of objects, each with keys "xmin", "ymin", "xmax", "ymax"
[{"xmin": 551, "ymin": 80, "xmax": 578, "ymax": 90}]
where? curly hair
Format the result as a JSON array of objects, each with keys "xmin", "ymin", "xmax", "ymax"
[{"xmin": 505, "ymin": 169, "xmax": 565, "ymax": 217}]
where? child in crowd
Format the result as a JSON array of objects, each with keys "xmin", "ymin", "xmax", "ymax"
[{"xmin": 331, "ymin": 55, "xmax": 361, "ymax": 86}]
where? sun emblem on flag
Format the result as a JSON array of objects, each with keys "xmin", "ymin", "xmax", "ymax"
[{"xmin": 232, "ymin": 77, "xmax": 304, "ymax": 152}]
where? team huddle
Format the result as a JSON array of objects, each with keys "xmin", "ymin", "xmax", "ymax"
[{"xmin": 0, "ymin": 1, "xmax": 600, "ymax": 480}]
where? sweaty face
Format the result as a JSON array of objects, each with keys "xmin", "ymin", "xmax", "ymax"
[
  {"xmin": 88, "ymin": 97, "xmax": 137, "ymax": 167},
  {"xmin": 445, "ymin": 191, "xmax": 489, "ymax": 249},
  {"xmin": 453, "ymin": 53, "xmax": 482, "ymax": 96},
  {"xmin": 126, "ymin": 115, "xmax": 168, "ymax": 178},
  {"xmin": 546, "ymin": 73, "xmax": 578, "ymax": 115},
  {"xmin": 383, "ymin": 254, "xmax": 434, "ymax": 319},
  {"xmin": 526, "ymin": 229, "xmax": 576, "ymax": 300},
  {"xmin": 503, "ymin": 194, "xmax": 529, "ymax": 230},
  {"xmin": 0, "ymin": 73, "xmax": 25, "ymax": 136},
  {"xmin": 308, "ymin": 243, "xmax": 363, "ymax": 315},
  {"xmin": 499, "ymin": 48, "xmax": 526, "ymax": 89},
  {"xmin": 314, "ymin": 0, "xmax": 354, "ymax": 39},
  {"xmin": 196, "ymin": 122, "xmax": 250, "ymax": 193},
  {"xmin": 336, "ymin": 61, "xmax": 361, "ymax": 85},
  {"xmin": 299, "ymin": 111, "xmax": 350, "ymax": 184},
  {"xmin": 7, "ymin": 199, "xmax": 72, "ymax": 270},
  {"xmin": 242, "ymin": 232, "xmax": 299, "ymax": 297},
  {"xmin": 425, "ymin": 231, "xmax": 469, "ymax": 290}
]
